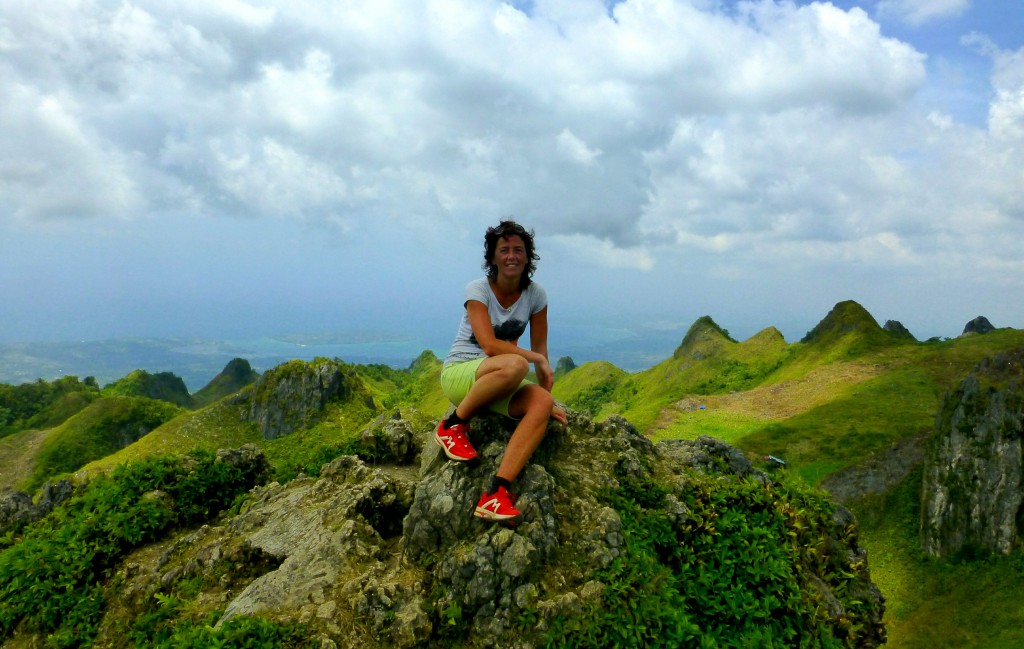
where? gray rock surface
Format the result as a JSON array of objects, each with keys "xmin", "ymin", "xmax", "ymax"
[
  {"xmin": 240, "ymin": 358, "xmax": 374, "ymax": 439},
  {"xmin": 883, "ymin": 319, "xmax": 916, "ymax": 340},
  {"xmin": 0, "ymin": 478, "xmax": 74, "ymax": 535},
  {"xmin": 962, "ymin": 315, "xmax": 996, "ymax": 336},
  {"xmin": 821, "ymin": 433, "xmax": 927, "ymax": 503},
  {"xmin": 921, "ymin": 349, "xmax": 1024, "ymax": 557}
]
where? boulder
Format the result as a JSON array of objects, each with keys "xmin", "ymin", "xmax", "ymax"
[
  {"xmin": 962, "ymin": 316, "xmax": 996, "ymax": 336},
  {"xmin": 0, "ymin": 479, "xmax": 74, "ymax": 535}
]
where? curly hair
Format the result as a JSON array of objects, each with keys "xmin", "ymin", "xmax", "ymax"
[{"xmin": 482, "ymin": 219, "xmax": 539, "ymax": 290}]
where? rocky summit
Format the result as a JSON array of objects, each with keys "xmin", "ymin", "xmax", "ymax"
[{"xmin": 78, "ymin": 407, "xmax": 886, "ymax": 648}]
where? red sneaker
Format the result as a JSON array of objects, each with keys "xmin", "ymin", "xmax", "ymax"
[
  {"xmin": 474, "ymin": 486, "xmax": 521, "ymax": 522},
  {"xmin": 434, "ymin": 420, "xmax": 477, "ymax": 461}
]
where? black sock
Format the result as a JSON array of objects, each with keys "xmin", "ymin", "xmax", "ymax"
[
  {"xmin": 443, "ymin": 411, "xmax": 467, "ymax": 429},
  {"xmin": 488, "ymin": 476, "xmax": 512, "ymax": 494}
]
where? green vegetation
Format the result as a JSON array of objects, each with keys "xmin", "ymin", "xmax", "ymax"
[
  {"xmin": 25, "ymin": 396, "xmax": 184, "ymax": 492},
  {"xmin": 552, "ymin": 360, "xmax": 627, "ymax": 417},
  {"xmin": 354, "ymin": 350, "xmax": 448, "ymax": 424},
  {"xmin": 555, "ymin": 319, "xmax": 791, "ymax": 431},
  {"xmin": 83, "ymin": 397, "xmax": 262, "ymax": 477},
  {"xmin": 0, "ymin": 375, "xmax": 100, "ymax": 437},
  {"xmin": 543, "ymin": 462, "xmax": 875, "ymax": 648},
  {"xmin": 103, "ymin": 370, "xmax": 195, "ymax": 408},
  {"xmin": 853, "ymin": 469, "xmax": 1024, "ymax": 649},
  {"xmin": 0, "ymin": 450, "xmax": 262, "ymax": 648},
  {"xmin": 737, "ymin": 364, "xmax": 936, "ymax": 486},
  {"xmin": 192, "ymin": 358, "xmax": 259, "ymax": 408},
  {"xmin": 260, "ymin": 394, "xmax": 380, "ymax": 482},
  {"xmin": 130, "ymin": 605, "xmax": 317, "ymax": 649}
]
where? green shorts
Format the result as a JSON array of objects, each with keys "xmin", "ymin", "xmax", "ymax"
[{"xmin": 440, "ymin": 357, "xmax": 534, "ymax": 419}]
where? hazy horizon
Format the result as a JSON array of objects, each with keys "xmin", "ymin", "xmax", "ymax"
[{"xmin": 1, "ymin": 300, "xmax": 1009, "ymax": 391}]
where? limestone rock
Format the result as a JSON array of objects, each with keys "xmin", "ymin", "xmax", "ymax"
[
  {"xmin": 0, "ymin": 479, "xmax": 74, "ymax": 535},
  {"xmin": 962, "ymin": 316, "xmax": 996, "ymax": 336},
  {"xmin": 921, "ymin": 349, "xmax": 1024, "ymax": 557},
  {"xmin": 554, "ymin": 356, "xmax": 576, "ymax": 376},
  {"xmin": 241, "ymin": 358, "xmax": 375, "ymax": 439},
  {"xmin": 821, "ymin": 433, "xmax": 927, "ymax": 503},
  {"xmin": 883, "ymin": 319, "xmax": 916, "ymax": 341}
]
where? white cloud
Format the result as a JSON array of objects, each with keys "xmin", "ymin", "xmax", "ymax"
[
  {"xmin": 0, "ymin": 82, "xmax": 144, "ymax": 219},
  {"xmin": 553, "ymin": 233, "xmax": 655, "ymax": 271},
  {"xmin": 877, "ymin": 0, "xmax": 970, "ymax": 26},
  {"xmin": 987, "ymin": 45, "xmax": 1024, "ymax": 140},
  {"xmin": 557, "ymin": 128, "xmax": 603, "ymax": 165}
]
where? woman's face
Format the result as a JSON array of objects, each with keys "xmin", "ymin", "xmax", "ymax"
[{"xmin": 492, "ymin": 235, "xmax": 527, "ymax": 283}]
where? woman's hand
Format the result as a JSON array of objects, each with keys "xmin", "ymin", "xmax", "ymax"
[
  {"xmin": 550, "ymin": 404, "xmax": 567, "ymax": 426},
  {"xmin": 534, "ymin": 357, "xmax": 555, "ymax": 391}
]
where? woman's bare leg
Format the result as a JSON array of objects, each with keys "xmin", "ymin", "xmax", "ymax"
[{"xmin": 496, "ymin": 384, "xmax": 553, "ymax": 481}]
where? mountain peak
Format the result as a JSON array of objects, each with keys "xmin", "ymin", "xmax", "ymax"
[
  {"xmin": 800, "ymin": 300, "xmax": 884, "ymax": 346},
  {"xmin": 674, "ymin": 315, "xmax": 736, "ymax": 361},
  {"xmin": 193, "ymin": 358, "xmax": 259, "ymax": 408}
]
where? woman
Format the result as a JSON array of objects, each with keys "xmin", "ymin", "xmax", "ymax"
[{"xmin": 436, "ymin": 219, "xmax": 567, "ymax": 523}]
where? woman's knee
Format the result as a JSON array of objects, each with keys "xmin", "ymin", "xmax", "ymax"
[
  {"xmin": 484, "ymin": 354, "xmax": 530, "ymax": 384},
  {"xmin": 516, "ymin": 384, "xmax": 553, "ymax": 415}
]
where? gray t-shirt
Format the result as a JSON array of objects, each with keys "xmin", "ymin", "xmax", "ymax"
[{"xmin": 443, "ymin": 277, "xmax": 548, "ymax": 366}]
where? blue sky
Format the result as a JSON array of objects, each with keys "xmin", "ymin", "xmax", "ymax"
[{"xmin": 1, "ymin": 0, "xmax": 1022, "ymax": 365}]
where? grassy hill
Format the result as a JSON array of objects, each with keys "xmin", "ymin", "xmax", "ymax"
[
  {"xmin": 21, "ymin": 396, "xmax": 184, "ymax": 492},
  {"xmin": 192, "ymin": 358, "xmax": 259, "ymax": 408},
  {"xmin": 103, "ymin": 369, "xmax": 195, "ymax": 408}
]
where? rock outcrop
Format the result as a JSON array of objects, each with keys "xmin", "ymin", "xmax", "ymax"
[
  {"xmin": 962, "ymin": 316, "xmax": 996, "ymax": 336},
  {"xmin": 103, "ymin": 369, "xmax": 195, "ymax": 408},
  {"xmin": 554, "ymin": 356, "xmax": 576, "ymax": 376},
  {"xmin": 821, "ymin": 433, "xmax": 927, "ymax": 503},
  {"xmin": 239, "ymin": 357, "xmax": 375, "ymax": 439},
  {"xmin": 883, "ymin": 319, "xmax": 916, "ymax": 341},
  {"xmin": 0, "ymin": 479, "xmax": 74, "ymax": 535},
  {"xmin": 111, "ymin": 410, "xmax": 885, "ymax": 648},
  {"xmin": 921, "ymin": 349, "xmax": 1024, "ymax": 558}
]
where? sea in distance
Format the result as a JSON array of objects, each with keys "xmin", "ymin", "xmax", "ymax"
[{"xmin": 0, "ymin": 323, "xmax": 685, "ymax": 392}]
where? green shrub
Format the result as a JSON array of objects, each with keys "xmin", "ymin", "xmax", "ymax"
[
  {"xmin": 0, "ymin": 376, "xmax": 100, "ymax": 437},
  {"xmin": 544, "ymin": 466, "xmax": 866, "ymax": 648},
  {"xmin": 131, "ymin": 599, "xmax": 317, "ymax": 649},
  {"xmin": 0, "ymin": 450, "xmax": 261, "ymax": 648}
]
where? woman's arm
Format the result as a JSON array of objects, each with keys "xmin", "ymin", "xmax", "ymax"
[
  {"xmin": 530, "ymin": 306, "xmax": 566, "ymax": 423},
  {"xmin": 466, "ymin": 301, "xmax": 547, "ymax": 365},
  {"xmin": 528, "ymin": 307, "xmax": 554, "ymax": 391}
]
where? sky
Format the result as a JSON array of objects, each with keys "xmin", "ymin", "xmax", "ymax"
[{"xmin": 1, "ymin": 0, "xmax": 1023, "ymax": 366}]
